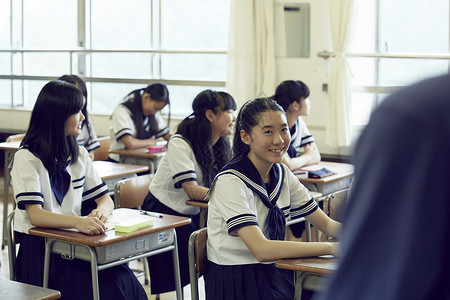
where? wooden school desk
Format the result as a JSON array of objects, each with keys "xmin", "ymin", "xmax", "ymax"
[
  {"xmin": 0, "ymin": 140, "xmax": 148, "ymax": 249},
  {"xmin": 275, "ymin": 255, "xmax": 336, "ymax": 298},
  {"xmin": 0, "ymin": 278, "xmax": 61, "ymax": 300},
  {"xmin": 92, "ymin": 160, "xmax": 148, "ymax": 192},
  {"xmin": 295, "ymin": 161, "xmax": 354, "ymax": 196},
  {"xmin": 28, "ymin": 210, "xmax": 191, "ymax": 300},
  {"xmin": 109, "ymin": 147, "xmax": 165, "ymax": 174}
]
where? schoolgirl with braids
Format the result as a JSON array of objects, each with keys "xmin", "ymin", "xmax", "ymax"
[
  {"xmin": 141, "ymin": 89, "xmax": 237, "ymax": 295},
  {"xmin": 58, "ymin": 74, "xmax": 100, "ymax": 160},
  {"xmin": 109, "ymin": 82, "xmax": 172, "ymax": 162},
  {"xmin": 205, "ymin": 97, "xmax": 340, "ymax": 300}
]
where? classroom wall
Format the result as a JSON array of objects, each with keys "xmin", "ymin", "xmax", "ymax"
[{"xmin": 0, "ymin": 0, "xmax": 357, "ymax": 158}]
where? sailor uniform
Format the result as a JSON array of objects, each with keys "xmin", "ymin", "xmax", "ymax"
[
  {"xmin": 109, "ymin": 104, "xmax": 169, "ymax": 161},
  {"xmin": 142, "ymin": 134, "xmax": 201, "ymax": 294},
  {"xmin": 76, "ymin": 116, "xmax": 100, "ymax": 152},
  {"xmin": 287, "ymin": 117, "xmax": 314, "ymax": 158},
  {"xmin": 11, "ymin": 147, "xmax": 147, "ymax": 300},
  {"xmin": 205, "ymin": 155, "xmax": 318, "ymax": 300}
]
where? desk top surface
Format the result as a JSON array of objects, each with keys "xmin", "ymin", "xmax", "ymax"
[
  {"xmin": 0, "ymin": 140, "xmax": 21, "ymax": 150},
  {"xmin": 109, "ymin": 147, "xmax": 165, "ymax": 159},
  {"xmin": 0, "ymin": 278, "xmax": 61, "ymax": 300},
  {"xmin": 93, "ymin": 161, "xmax": 148, "ymax": 180},
  {"xmin": 29, "ymin": 211, "xmax": 191, "ymax": 247},
  {"xmin": 295, "ymin": 161, "xmax": 354, "ymax": 184},
  {"xmin": 275, "ymin": 255, "xmax": 336, "ymax": 275}
]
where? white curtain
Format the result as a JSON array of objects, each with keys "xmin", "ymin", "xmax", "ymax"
[
  {"xmin": 226, "ymin": 0, "xmax": 276, "ymax": 108},
  {"xmin": 326, "ymin": 0, "xmax": 356, "ymax": 148}
]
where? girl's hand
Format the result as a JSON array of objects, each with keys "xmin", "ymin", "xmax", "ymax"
[
  {"xmin": 328, "ymin": 241, "xmax": 340, "ymax": 256},
  {"xmin": 88, "ymin": 208, "xmax": 110, "ymax": 223},
  {"xmin": 75, "ymin": 216, "xmax": 107, "ymax": 235}
]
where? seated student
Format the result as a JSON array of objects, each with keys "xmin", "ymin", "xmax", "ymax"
[
  {"xmin": 11, "ymin": 81, "xmax": 147, "ymax": 300},
  {"xmin": 142, "ymin": 90, "xmax": 237, "ymax": 295},
  {"xmin": 109, "ymin": 83, "xmax": 172, "ymax": 162},
  {"xmin": 272, "ymin": 80, "xmax": 320, "ymax": 170},
  {"xmin": 317, "ymin": 74, "xmax": 450, "ymax": 300},
  {"xmin": 58, "ymin": 74, "xmax": 100, "ymax": 160},
  {"xmin": 205, "ymin": 98, "xmax": 340, "ymax": 300}
]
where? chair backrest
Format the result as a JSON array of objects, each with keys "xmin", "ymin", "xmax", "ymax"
[
  {"xmin": 323, "ymin": 188, "xmax": 349, "ymax": 222},
  {"xmin": 188, "ymin": 227, "xmax": 208, "ymax": 300},
  {"xmin": 7, "ymin": 211, "xmax": 17, "ymax": 281},
  {"xmin": 93, "ymin": 136, "xmax": 110, "ymax": 161},
  {"xmin": 6, "ymin": 133, "xmax": 25, "ymax": 142},
  {"xmin": 113, "ymin": 174, "xmax": 153, "ymax": 209}
]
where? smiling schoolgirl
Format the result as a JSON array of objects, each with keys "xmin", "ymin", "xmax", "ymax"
[{"xmin": 205, "ymin": 97, "xmax": 340, "ymax": 300}]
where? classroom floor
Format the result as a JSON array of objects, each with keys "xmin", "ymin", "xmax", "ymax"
[{"xmin": 0, "ymin": 176, "xmax": 205, "ymax": 300}]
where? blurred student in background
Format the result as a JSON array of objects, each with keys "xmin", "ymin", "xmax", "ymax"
[
  {"xmin": 59, "ymin": 74, "xmax": 100, "ymax": 160},
  {"xmin": 272, "ymin": 80, "xmax": 320, "ymax": 170},
  {"xmin": 109, "ymin": 83, "xmax": 171, "ymax": 162}
]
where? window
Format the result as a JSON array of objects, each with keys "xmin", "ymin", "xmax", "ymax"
[
  {"xmin": 0, "ymin": 0, "xmax": 230, "ymax": 117},
  {"xmin": 347, "ymin": 0, "xmax": 450, "ymax": 126}
]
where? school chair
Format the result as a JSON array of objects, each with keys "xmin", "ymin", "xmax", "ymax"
[
  {"xmin": 6, "ymin": 133, "xmax": 25, "ymax": 142},
  {"xmin": 6, "ymin": 211, "xmax": 17, "ymax": 280},
  {"xmin": 113, "ymin": 174, "xmax": 153, "ymax": 285},
  {"xmin": 321, "ymin": 188, "xmax": 349, "ymax": 241},
  {"xmin": 188, "ymin": 227, "xmax": 208, "ymax": 300},
  {"xmin": 93, "ymin": 136, "xmax": 110, "ymax": 161}
]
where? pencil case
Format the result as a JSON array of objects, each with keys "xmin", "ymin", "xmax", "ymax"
[
  {"xmin": 308, "ymin": 168, "xmax": 334, "ymax": 179},
  {"xmin": 146, "ymin": 145, "xmax": 166, "ymax": 153}
]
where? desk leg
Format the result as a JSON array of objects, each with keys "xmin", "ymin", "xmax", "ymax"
[
  {"xmin": 305, "ymin": 221, "xmax": 311, "ymax": 242},
  {"xmin": 171, "ymin": 229, "xmax": 183, "ymax": 300},
  {"xmin": 2, "ymin": 150, "xmax": 14, "ymax": 249},
  {"xmin": 86, "ymin": 246, "xmax": 100, "ymax": 300},
  {"xmin": 43, "ymin": 239, "xmax": 54, "ymax": 288}
]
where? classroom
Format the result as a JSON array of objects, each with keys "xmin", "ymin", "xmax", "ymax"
[{"xmin": 0, "ymin": 0, "xmax": 449, "ymax": 299}]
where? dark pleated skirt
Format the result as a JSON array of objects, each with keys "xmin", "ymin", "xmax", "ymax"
[
  {"xmin": 205, "ymin": 260, "xmax": 295, "ymax": 300},
  {"xmin": 142, "ymin": 191, "xmax": 200, "ymax": 294},
  {"xmin": 16, "ymin": 234, "xmax": 147, "ymax": 300}
]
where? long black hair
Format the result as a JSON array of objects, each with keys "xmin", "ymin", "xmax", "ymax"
[
  {"xmin": 122, "ymin": 83, "xmax": 170, "ymax": 139},
  {"xmin": 21, "ymin": 81, "xmax": 84, "ymax": 174},
  {"xmin": 58, "ymin": 74, "xmax": 94, "ymax": 145},
  {"xmin": 233, "ymin": 97, "xmax": 285, "ymax": 157},
  {"xmin": 176, "ymin": 90, "xmax": 237, "ymax": 187},
  {"xmin": 272, "ymin": 80, "xmax": 310, "ymax": 111}
]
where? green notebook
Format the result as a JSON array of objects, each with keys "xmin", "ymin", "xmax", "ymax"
[{"xmin": 115, "ymin": 218, "xmax": 154, "ymax": 233}]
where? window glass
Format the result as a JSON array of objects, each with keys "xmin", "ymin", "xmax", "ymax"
[
  {"xmin": 0, "ymin": 80, "xmax": 11, "ymax": 106},
  {"xmin": 166, "ymin": 85, "xmax": 226, "ymax": 117},
  {"xmin": 161, "ymin": 0, "xmax": 230, "ymax": 49},
  {"xmin": 380, "ymin": 0, "xmax": 449, "ymax": 53},
  {"xmin": 161, "ymin": 53, "xmax": 227, "ymax": 81},
  {"xmin": 23, "ymin": 0, "xmax": 77, "ymax": 47},
  {"xmin": 379, "ymin": 58, "xmax": 449, "ymax": 86},
  {"xmin": 90, "ymin": 53, "xmax": 153, "ymax": 78},
  {"xmin": 24, "ymin": 80, "xmax": 47, "ymax": 107},
  {"xmin": 0, "ymin": 1, "xmax": 10, "ymax": 48},
  {"xmin": 90, "ymin": 0, "xmax": 151, "ymax": 48},
  {"xmin": 23, "ymin": 53, "xmax": 71, "ymax": 76},
  {"xmin": 91, "ymin": 82, "xmax": 143, "ymax": 114}
]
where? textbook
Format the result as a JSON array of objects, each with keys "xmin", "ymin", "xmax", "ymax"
[{"xmin": 115, "ymin": 218, "xmax": 154, "ymax": 233}]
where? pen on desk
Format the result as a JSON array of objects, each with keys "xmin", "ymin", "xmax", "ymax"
[{"xmin": 140, "ymin": 210, "xmax": 163, "ymax": 218}]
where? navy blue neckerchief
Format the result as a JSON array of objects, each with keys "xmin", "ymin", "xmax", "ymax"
[
  {"xmin": 214, "ymin": 155, "xmax": 286, "ymax": 240},
  {"xmin": 49, "ymin": 161, "xmax": 71, "ymax": 206}
]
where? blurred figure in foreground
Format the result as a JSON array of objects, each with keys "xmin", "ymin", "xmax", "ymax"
[{"xmin": 317, "ymin": 74, "xmax": 450, "ymax": 300}]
